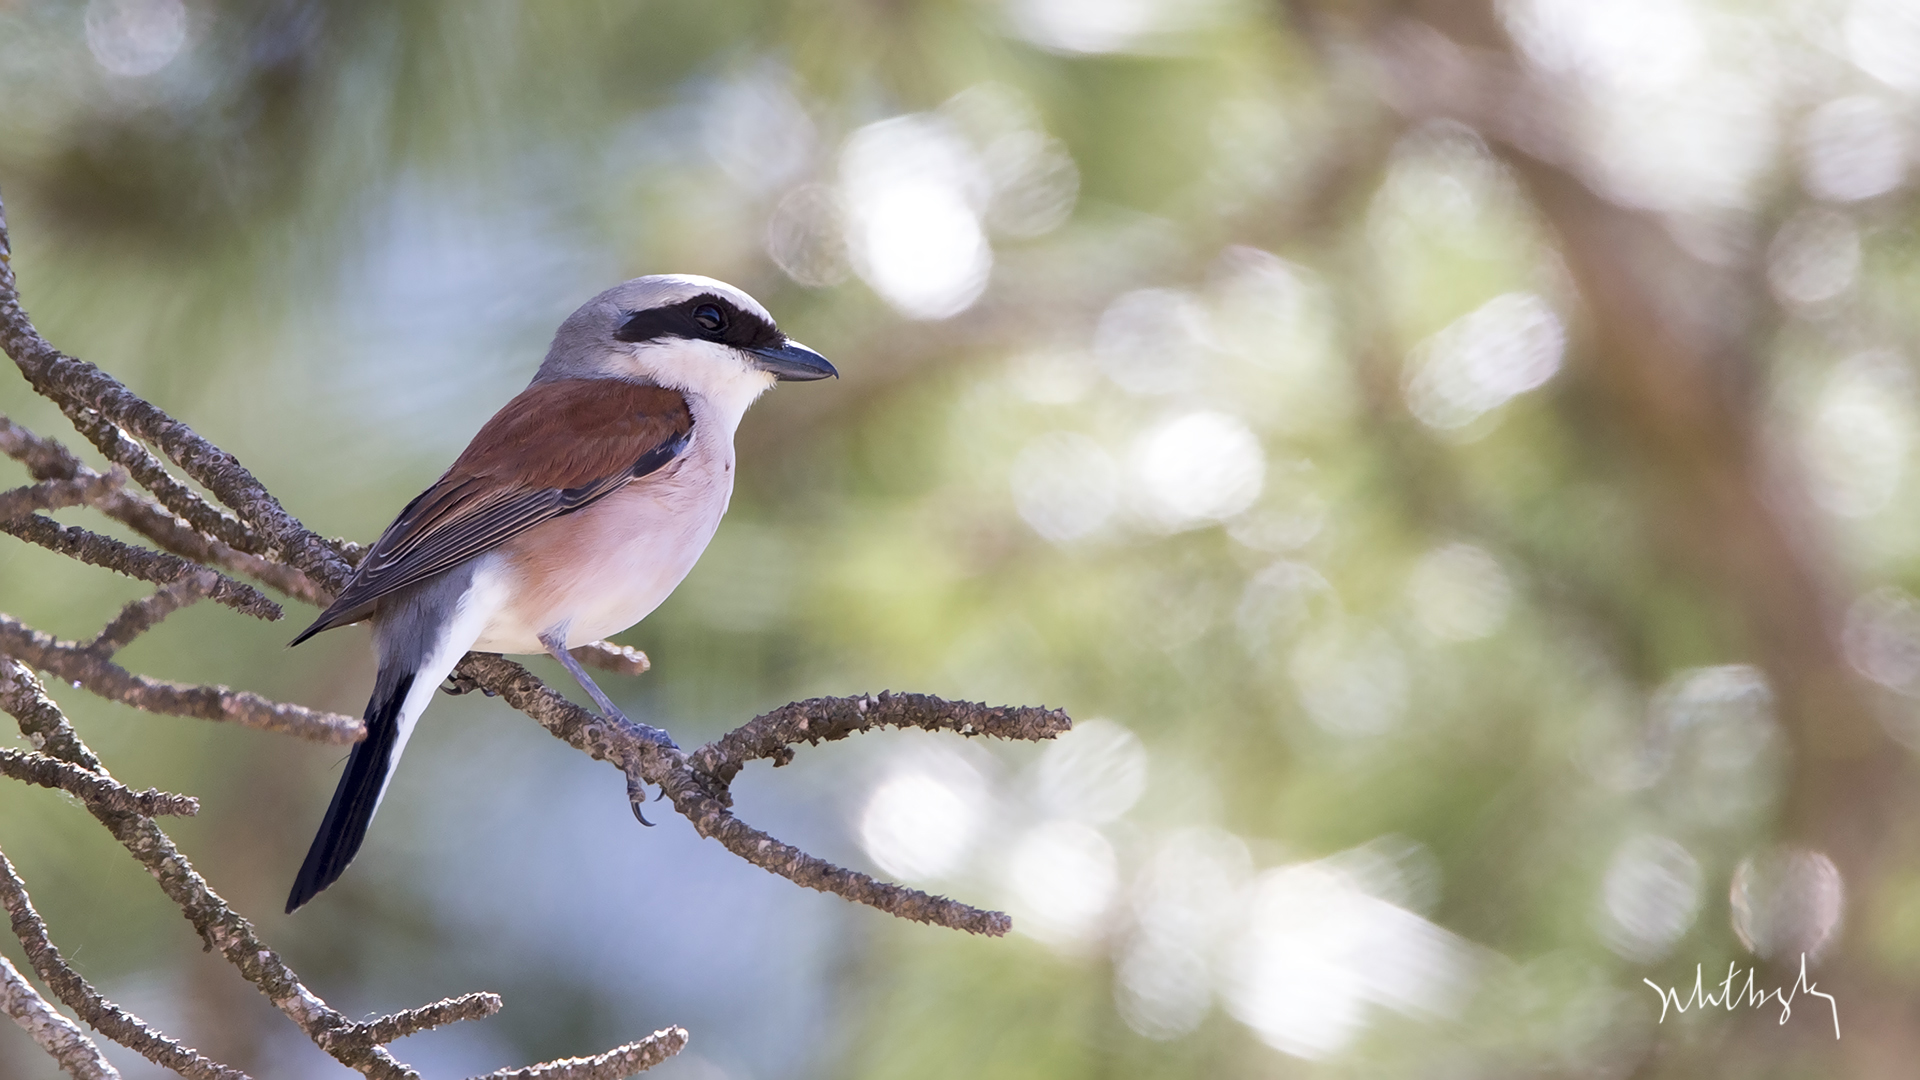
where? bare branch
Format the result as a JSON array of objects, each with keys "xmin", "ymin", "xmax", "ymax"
[
  {"xmin": 570, "ymin": 641, "xmax": 650, "ymax": 676},
  {"xmin": 0, "ymin": 513, "xmax": 279, "ymax": 620},
  {"xmin": 0, "ymin": 953, "xmax": 121, "ymax": 1080},
  {"xmin": 60, "ymin": 403, "xmax": 262, "ymax": 555},
  {"xmin": 0, "ymin": 208, "xmax": 352, "ymax": 592},
  {"xmin": 454, "ymin": 655, "xmax": 1047, "ymax": 936},
  {"xmin": 476, "ymin": 1027, "xmax": 689, "ymax": 1080},
  {"xmin": 0, "ymin": 847, "xmax": 250, "ymax": 1080},
  {"xmin": 0, "ymin": 469, "xmax": 124, "ymax": 522},
  {"xmin": 0, "ymin": 747, "xmax": 199, "ymax": 816},
  {"xmin": 0, "ymin": 414, "xmax": 90, "ymax": 486},
  {"xmin": 653, "ymin": 762, "xmax": 1013, "ymax": 935},
  {"xmin": 689, "ymin": 691, "xmax": 1071, "ymax": 796},
  {"xmin": 0, "ymin": 415, "xmax": 330, "ymax": 605},
  {"xmin": 323, "ymin": 993, "xmax": 503, "ymax": 1053},
  {"xmin": 2, "ymin": 660, "xmax": 104, "ymax": 769},
  {"xmin": 449, "ymin": 654, "xmax": 677, "ymax": 783},
  {"xmin": 0, "ymin": 662, "xmax": 418, "ymax": 1079},
  {"xmin": 88, "ymin": 573, "xmax": 218, "ymax": 657},
  {"xmin": 0, "ymin": 615, "xmax": 362, "ymax": 744}
]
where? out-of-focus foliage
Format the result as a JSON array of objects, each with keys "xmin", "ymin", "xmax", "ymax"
[{"xmin": 1, "ymin": 0, "xmax": 1918, "ymax": 1077}]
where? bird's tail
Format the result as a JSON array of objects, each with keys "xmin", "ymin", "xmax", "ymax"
[
  {"xmin": 284, "ymin": 561, "xmax": 495, "ymax": 913},
  {"xmin": 285, "ymin": 667, "xmax": 418, "ymax": 913}
]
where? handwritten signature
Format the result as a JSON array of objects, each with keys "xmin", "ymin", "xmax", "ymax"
[{"xmin": 1643, "ymin": 954, "xmax": 1838, "ymax": 1039}]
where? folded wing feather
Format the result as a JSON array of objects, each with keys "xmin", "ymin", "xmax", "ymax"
[{"xmin": 291, "ymin": 379, "xmax": 693, "ymax": 645}]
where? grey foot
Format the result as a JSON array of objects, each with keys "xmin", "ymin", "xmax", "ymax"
[{"xmin": 440, "ymin": 671, "xmax": 496, "ymax": 697}]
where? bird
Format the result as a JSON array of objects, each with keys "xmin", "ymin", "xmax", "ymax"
[{"xmin": 283, "ymin": 275, "xmax": 836, "ymax": 913}]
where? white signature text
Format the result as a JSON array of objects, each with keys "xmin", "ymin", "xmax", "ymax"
[{"xmin": 1643, "ymin": 954, "xmax": 1838, "ymax": 1039}]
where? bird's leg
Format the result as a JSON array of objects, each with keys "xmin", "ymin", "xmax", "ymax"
[
  {"xmin": 540, "ymin": 629, "xmax": 675, "ymax": 827},
  {"xmin": 539, "ymin": 630, "xmax": 677, "ymax": 749},
  {"xmin": 540, "ymin": 629, "xmax": 622, "ymax": 713}
]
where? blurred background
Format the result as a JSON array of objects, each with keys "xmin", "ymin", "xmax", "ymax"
[{"xmin": 2, "ymin": 0, "xmax": 1919, "ymax": 1076}]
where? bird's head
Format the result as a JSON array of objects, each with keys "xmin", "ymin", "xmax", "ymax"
[{"xmin": 535, "ymin": 275, "xmax": 836, "ymax": 416}]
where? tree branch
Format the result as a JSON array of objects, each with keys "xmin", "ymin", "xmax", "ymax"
[
  {"xmin": 0, "ymin": 746, "xmax": 199, "ymax": 816},
  {"xmin": 0, "ymin": 513, "xmax": 279, "ymax": 620},
  {"xmin": 570, "ymin": 641, "xmax": 650, "ymax": 676},
  {"xmin": 87, "ymin": 573, "xmax": 218, "ymax": 657},
  {"xmin": 0, "ymin": 415, "xmax": 330, "ymax": 605},
  {"xmin": 688, "ymin": 691, "xmax": 1071, "ymax": 797},
  {"xmin": 654, "ymin": 762, "xmax": 1014, "ymax": 935},
  {"xmin": 0, "ymin": 614, "xmax": 362, "ymax": 744},
  {"xmin": 0, "ymin": 847, "xmax": 250, "ymax": 1080},
  {"xmin": 455, "ymin": 656, "xmax": 1064, "ymax": 936},
  {"xmin": 476, "ymin": 1027, "xmax": 689, "ymax": 1080},
  {"xmin": 59, "ymin": 402, "xmax": 262, "ymax": 555},
  {"xmin": 0, "ymin": 200, "xmax": 351, "ymax": 591},
  {"xmin": 0, "ymin": 470, "xmax": 125, "ymax": 523},
  {"xmin": 0, "ymin": 662, "xmax": 416, "ymax": 1079},
  {"xmin": 0, "ymin": 953, "xmax": 121, "ymax": 1080},
  {"xmin": 323, "ymin": 992, "xmax": 503, "ymax": 1053}
]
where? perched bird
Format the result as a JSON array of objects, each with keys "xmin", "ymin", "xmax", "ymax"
[{"xmin": 284, "ymin": 275, "xmax": 835, "ymax": 913}]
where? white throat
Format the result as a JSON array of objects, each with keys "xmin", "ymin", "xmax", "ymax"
[
  {"xmin": 590, "ymin": 339, "xmax": 776, "ymax": 441},
  {"xmin": 688, "ymin": 364, "xmax": 778, "ymax": 441}
]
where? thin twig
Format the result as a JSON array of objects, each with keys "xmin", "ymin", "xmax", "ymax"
[
  {"xmin": 655, "ymin": 763, "xmax": 1013, "ymax": 934},
  {"xmin": 0, "ymin": 513, "xmax": 279, "ymax": 620},
  {"xmin": 88, "ymin": 573, "xmax": 218, "ymax": 657},
  {"xmin": 0, "ymin": 847, "xmax": 249, "ymax": 1080},
  {"xmin": 689, "ymin": 691, "xmax": 1071, "ymax": 797},
  {"xmin": 0, "ymin": 613, "xmax": 363, "ymax": 744},
  {"xmin": 0, "ymin": 470, "xmax": 125, "ymax": 522},
  {"xmin": 0, "ymin": 413, "xmax": 93, "ymax": 483},
  {"xmin": 0, "ymin": 662, "xmax": 418, "ymax": 1080},
  {"xmin": 60, "ymin": 403, "xmax": 261, "ymax": 554},
  {"xmin": 476, "ymin": 1027, "xmax": 689, "ymax": 1080},
  {"xmin": 0, "ymin": 415, "xmax": 330, "ymax": 605},
  {"xmin": 570, "ymin": 641, "xmax": 651, "ymax": 676},
  {"xmin": 0, "ymin": 953, "xmax": 121, "ymax": 1080},
  {"xmin": 324, "ymin": 993, "xmax": 503, "ymax": 1053},
  {"xmin": 0, "ymin": 746, "xmax": 199, "ymax": 816}
]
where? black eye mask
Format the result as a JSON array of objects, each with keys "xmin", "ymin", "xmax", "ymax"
[{"xmin": 614, "ymin": 294, "xmax": 782, "ymax": 351}]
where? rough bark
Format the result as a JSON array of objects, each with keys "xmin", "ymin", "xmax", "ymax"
[
  {"xmin": 0, "ymin": 953, "xmax": 121, "ymax": 1080},
  {"xmin": 0, "ymin": 746, "xmax": 199, "ymax": 816},
  {"xmin": 0, "ymin": 513, "xmax": 279, "ymax": 619},
  {"xmin": 0, "ymin": 614, "xmax": 361, "ymax": 743}
]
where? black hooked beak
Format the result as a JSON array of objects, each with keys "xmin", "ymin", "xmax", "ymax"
[{"xmin": 747, "ymin": 339, "xmax": 838, "ymax": 382}]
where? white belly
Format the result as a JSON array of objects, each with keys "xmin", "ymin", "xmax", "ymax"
[{"xmin": 470, "ymin": 453, "xmax": 732, "ymax": 654}]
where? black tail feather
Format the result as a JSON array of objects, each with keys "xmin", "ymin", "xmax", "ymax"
[{"xmin": 285, "ymin": 672, "xmax": 414, "ymax": 914}]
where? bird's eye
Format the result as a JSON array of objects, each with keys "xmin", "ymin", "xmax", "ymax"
[{"xmin": 692, "ymin": 304, "xmax": 726, "ymax": 334}]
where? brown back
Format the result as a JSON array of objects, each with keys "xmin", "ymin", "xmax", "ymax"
[{"xmin": 290, "ymin": 378, "xmax": 693, "ymax": 644}]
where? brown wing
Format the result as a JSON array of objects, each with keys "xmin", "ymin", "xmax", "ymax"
[{"xmin": 291, "ymin": 379, "xmax": 693, "ymax": 644}]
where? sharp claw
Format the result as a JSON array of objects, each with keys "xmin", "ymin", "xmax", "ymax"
[{"xmin": 627, "ymin": 773, "xmax": 655, "ymax": 827}]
